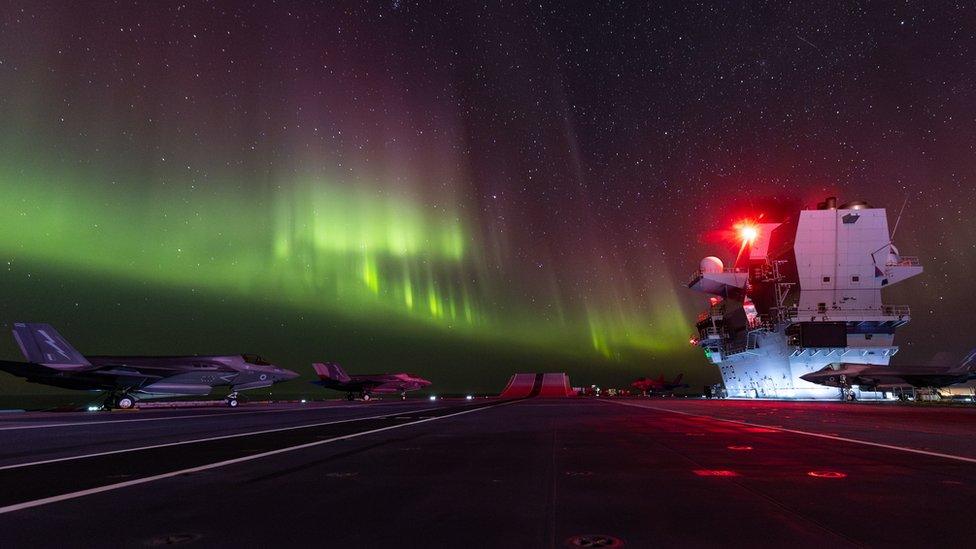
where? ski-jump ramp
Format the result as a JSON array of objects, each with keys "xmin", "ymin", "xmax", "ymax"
[{"xmin": 499, "ymin": 372, "xmax": 575, "ymax": 398}]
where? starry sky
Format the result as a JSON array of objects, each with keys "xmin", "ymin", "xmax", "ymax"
[{"xmin": 0, "ymin": 1, "xmax": 973, "ymax": 396}]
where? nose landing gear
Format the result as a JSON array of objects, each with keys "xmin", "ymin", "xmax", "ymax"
[{"xmin": 102, "ymin": 392, "xmax": 137, "ymax": 410}]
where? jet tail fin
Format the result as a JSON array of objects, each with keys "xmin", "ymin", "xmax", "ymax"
[
  {"xmin": 12, "ymin": 323, "xmax": 91, "ymax": 369},
  {"xmin": 312, "ymin": 362, "xmax": 351, "ymax": 383},
  {"xmin": 953, "ymin": 349, "xmax": 976, "ymax": 373}
]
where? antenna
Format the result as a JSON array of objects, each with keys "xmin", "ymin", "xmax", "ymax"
[{"xmin": 890, "ymin": 194, "xmax": 909, "ymax": 240}]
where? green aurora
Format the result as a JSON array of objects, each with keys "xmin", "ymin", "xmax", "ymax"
[
  {"xmin": 0, "ymin": 4, "xmax": 699, "ymax": 396},
  {"xmin": 0, "ymin": 159, "xmax": 689, "ymax": 366}
]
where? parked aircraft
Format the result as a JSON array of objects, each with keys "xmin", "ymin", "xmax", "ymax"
[
  {"xmin": 801, "ymin": 350, "xmax": 976, "ymax": 396},
  {"xmin": 312, "ymin": 362, "xmax": 431, "ymax": 400},
  {"xmin": 0, "ymin": 323, "xmax": 299, "ymax": 409},
  {"xmin": 631, "ymin": 373, "xmax": 689, "ymax": 396}
]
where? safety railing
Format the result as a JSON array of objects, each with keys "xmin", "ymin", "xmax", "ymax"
[
  {"xmin": 785, "ymin": 305, "xmax": 910, "ymax": 318},
  {"xmin": 688, "ymin": 267, "xmax": 748, "ymax": 287},
  {"xmin": 886, "ymin": 256, "xmax": 920, "ymax": 267}
]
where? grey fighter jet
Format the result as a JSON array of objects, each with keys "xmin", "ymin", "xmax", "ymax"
[
  {"xmin": 0, "ymin": 323, "xmax": 299, "ymax": 409},
  {"xmin": 801, "ymin": 349, "xmax": 976, "ymax": 393},
  {"xmin": 312, "ymin": 362, "xmax": 431, "ymax": 401}
]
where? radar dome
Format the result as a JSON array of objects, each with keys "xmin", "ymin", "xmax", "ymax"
[{"xmin": 700, "ymin": 256, "xmax": 724, "ymax": 273}]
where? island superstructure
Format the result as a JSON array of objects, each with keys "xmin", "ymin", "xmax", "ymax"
[{"xmin": 687, "ymin": 197, "xmax": 922, "ymax": 399}]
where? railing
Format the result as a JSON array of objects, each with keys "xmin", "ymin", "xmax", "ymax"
[
  {"xmin": 702, "ymin": 327, "xmax": 723, "ymax": 339},
  {"xmin": 687, "ymin": 267, "xmax": 748, "ymax": 287},
  {"xmin": 881, "ymin": 305, "xmax": 911, "ymax": 316},
  {"xmin": 785, "ymin": 305, "xmax": 910, "ymax": 318},
  {"xmin": 696, "ymin": 304, "xmax": 726, "ymax": 323},
  {"xmin": 886, "ymin": 256, "xmax": 920, "ymax": 267}
]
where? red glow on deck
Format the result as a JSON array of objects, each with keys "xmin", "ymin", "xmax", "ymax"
[
  {"xmin": 807, "ymin": 471, "xmax": 847, "ymax": 479},
  {"xmin": 727, "ymin": 445, "xmax": 753, "ymax": 451},
  {"xmin": 693, "ymin": 469, "xmax": 740, "ymax": 477},
  {"xmin": 743, "ymin": 427, "xmax": 778, "ymax": 433}
]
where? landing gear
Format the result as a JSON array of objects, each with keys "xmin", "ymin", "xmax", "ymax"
[
  {"xmin": 361, "ymin": 393, "xmax": 371, "ymax": 402},
  {"xmin": 843, "ymin": 388, "xmax": 857, "ymax": 402},
  {"xmin": 400, "ymin": 391, "xmax": 407, "ymax": 401},
  {"xmin": 346, "ymin": 393, "xmax": 355, "ymax": 401},
  {"xmin": 226, "ymin": 392, "xmax": 239, "ymax": 407},
  {"xmin": 103, "ymin": 392, "xmax": 137, "ymax": 410}
]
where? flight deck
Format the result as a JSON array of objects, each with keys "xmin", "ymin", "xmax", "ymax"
[{"xmin": 0, "ymin": 397, "xmax": 974, "ymax": 547}]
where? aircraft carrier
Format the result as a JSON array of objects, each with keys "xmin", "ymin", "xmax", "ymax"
[{"xmin": 688, "ymin": 197, "xmax": 923, "ymax": 400}]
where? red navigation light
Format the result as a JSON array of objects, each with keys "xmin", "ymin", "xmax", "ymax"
[
  {"xmin": 807, "ymin": 471, "xmax": 847, "ymax": 479},
  {"xmin": 736, "ymin": 223, "xmax": 759, "ymax": 245},
  {"xmin": 708, "ymin": 297, "xmax": 720, "ymax": 306}
]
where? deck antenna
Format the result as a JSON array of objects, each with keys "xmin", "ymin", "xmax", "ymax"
[{"xmin": 890, "ymin": 194, "xmax": 910, "ymax": 240}]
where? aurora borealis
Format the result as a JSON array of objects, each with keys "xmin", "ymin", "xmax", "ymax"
[{"xmin": 1, "ymin": 2, "xmax": 975, "ymax": 395}]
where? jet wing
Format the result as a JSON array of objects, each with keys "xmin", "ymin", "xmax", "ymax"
[
  {"xmin": 370, "ymin": 381, "xmax": 422, "ymax": 393},
  {"xmin": 90, "ymin": 367, "xmax": 165, "ymax": 382},
  {"xmin": 853, "ymin": 373, "xmax": 968, "ymax": 389}
]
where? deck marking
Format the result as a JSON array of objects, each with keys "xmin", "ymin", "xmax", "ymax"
[
  {"xmin": 0, "ymin": 400, "xmax": 519, "ymax": 514},
  {"xmin": 607, "ymin": 400, "xmax": 976, "ymax": 465},
  {"xmin": 0, "ymin": 405, "xmax": 450, "ymax": 471},
  {"xmin": 0, "ymin": 401, "xmax": 421, "ymax": 431}
]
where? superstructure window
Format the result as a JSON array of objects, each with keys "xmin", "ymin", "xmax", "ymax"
[
  {"xmin": 852, "ymin": 275, "xmax": 860, "ymax": 283},
  {"xmin": 822, "ymin": 276, "xmax": 831, "ymax": 282}
]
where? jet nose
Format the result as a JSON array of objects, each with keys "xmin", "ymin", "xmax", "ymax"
[{"xmin": 279, "ymin": 368, "xmax": 301, "ymax": 381}]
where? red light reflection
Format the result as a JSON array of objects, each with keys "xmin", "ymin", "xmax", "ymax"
[
  {"xmin": 693, "ymin": 469, "xmax": 740, "ymax": 477},
  {"xmin": 807, "ymin": 471, "xmax": 847, "ymax": 479}
]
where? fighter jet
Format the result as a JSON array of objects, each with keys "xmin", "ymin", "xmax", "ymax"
[
  {"xmin": 801, "ymin": 350, "xmax": 976, "ymax": 393},
  {"xmin": 632, "ymin": 373, "xmax": 689, "ymax": 396},
  {"xmin": 0, "ymin": 323, "xmax": 299, "ymax": 409},
  {"xmin": 312, "ymin": 362, "xmax": 431, "ymax": 401}
]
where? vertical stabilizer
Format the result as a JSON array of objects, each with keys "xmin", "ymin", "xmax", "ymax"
[
  {"xmin": 12, "ymin": 323, "xmax": 91, "ymax": 369},
  {"xmin": 312, "ymin": 362, "xmax": 351, "ymax": 383},
  {"xmin": 954, "ymin": 349, "xmax": 976, "ymax": 373}
]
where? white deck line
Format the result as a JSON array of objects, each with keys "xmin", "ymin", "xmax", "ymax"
[{"xmin": 607, "ymin": 400, "xmax": 976, "ymax": 465}]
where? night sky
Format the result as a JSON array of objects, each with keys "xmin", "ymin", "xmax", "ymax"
[{"xmin": 0, "ymin": 2, "xmax": 973, "ymax": 396}]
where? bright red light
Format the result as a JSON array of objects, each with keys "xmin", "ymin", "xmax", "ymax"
[
  {"xmin": 693, "ymin": 469, "xmax": 740, "ymax": 477},
  {"xmin": 736, "ymin": 223, "xmax": 759, "ymax": 245},
  {"xmin": 727, "ymin": 445, "xmax": 753, "ymax": 451},
  {"xmin": 807, "ymin": 471, "xmax": 847, "ymax": 479}
]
